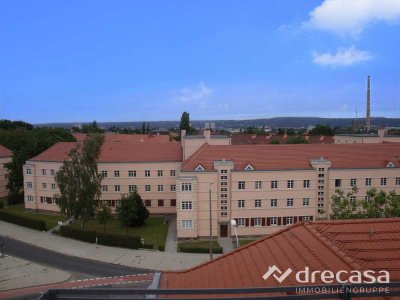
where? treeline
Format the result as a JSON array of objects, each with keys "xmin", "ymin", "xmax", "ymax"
[{"xmin": 0, "ymin": 120, "xmax": 75, "ymax": 204}]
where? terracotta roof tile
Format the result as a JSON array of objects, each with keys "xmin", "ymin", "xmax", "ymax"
[
  {"xmin": 0, "ymin": 145, "xmax": 12, "ymax": 158},
  {"xmin": 183, "ymin": 143, "xmax": 400, "ymax": 171}
]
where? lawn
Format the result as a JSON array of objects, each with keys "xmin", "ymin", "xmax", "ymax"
[
  {"xmin": 239, "ymin": 238, "xmax": 259, "ymax": 247},
  {"xmin": 2, "ymin": 204, "xmax": 67, "ymax": 230},
  {"xmin": 178, "ymin": 240, "xmax": 223, "ymax": 253},
  {"xmin": 70, "ymin": 216, "xmax": 169, "ymax": 249}
]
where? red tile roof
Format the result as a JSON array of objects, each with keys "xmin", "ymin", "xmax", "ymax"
[
  {"xmin": 72, "ymin": 133, "xmax": 174, "ymax": 143},
  {"xmin": 0, "ymin": 145, "xmax": 12, "ymax": 158},
  {"xmin": 29, "ymin": 141, "xmax": 182, "ymax": 163},
  {"xmin": 232, "ymin": 134, "xmax": 334, "ymax": 145},
  {"xmin": 182, "ymin": 143, "xmax": 400, "ymax": 171},
  {"xmin": 161, "ymin": 218, "xmax": 400, "ymax": 290}
]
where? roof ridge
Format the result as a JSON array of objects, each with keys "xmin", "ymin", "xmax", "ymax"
[{"xmin": 303, "ymin": 222, "xmax": 362, "ymax": 271}]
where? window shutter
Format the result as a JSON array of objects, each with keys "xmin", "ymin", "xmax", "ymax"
[
  {"xmin": 245, "ymin": 218, "xmax": 250, "ymax": 227},
  {"xmin": 282, "ymin": 217, "xmax": 287, "ymax": 225},
  {"xmin": 294, "ymin": 216, "xmax": 298, "ymax": 223},
  {"xmin": 262, "ymin": 218, "xmax": 266, "ymax": 226},
  {"xmin": 250, "ymin": 218, "xmax": 255, "ymax": 227},
  {"xmin": 278, "ymin": 217, "xmax": 281, "ymax": 226},
  {"xmin": 266, "ymin": 217, "xmax": 271, "ymax": 226}
]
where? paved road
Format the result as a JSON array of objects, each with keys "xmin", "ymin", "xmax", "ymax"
[{"xmin": 2, "ymin": 236, "xmax": 149, "ymax": 277}]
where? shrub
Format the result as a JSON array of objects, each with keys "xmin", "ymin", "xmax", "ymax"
[
  {"xmin": 59, "ymin": 225, "xmax": 96, "ymax": 243},
  {"xmin": 158, "ymin": 245, "xmax": 165, "ymax": 251},
  {"xmin": 178, "ymin": 244, "xmax": 223, "ymax": 254},
  {"xmin": 0, "ymin": 201, "xmax": 4, "ymax": 209},
  {"xmin": 97, "ymin": 231, "xmax": 141, "ymax": 249},
  {"xmin": 0, "ymin": 210, "xmax": 46, "ymax": 231},
  {"xmin": 141, "ymin": 243, "xmax": 154, "ymax": 250}
]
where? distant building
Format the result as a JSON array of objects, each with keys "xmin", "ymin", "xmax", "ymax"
[
  {"xmin": 232, "ymin": 134, "xmax": 334, "ymax": 145},
  {"xmin": 0, "ymin": 145, "xmax": 12, "ymax": 198},
  {"xmin": 334, "ymin": 128, "xmax": 400, "ymax": 144}
]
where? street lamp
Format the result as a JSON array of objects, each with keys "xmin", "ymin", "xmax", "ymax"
[
  {"xmin": 209, "ymin": 182, "xmax": 214, "ymax": 260},
  {"xmin": 230, "ymin": 219, "xmax": 240, "ymax": 249}
]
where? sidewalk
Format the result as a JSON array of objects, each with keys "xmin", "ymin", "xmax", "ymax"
[
  {"xmin": 164, "ymin": 216, "xmax": 177, "ymax": 252},
  {"xmin": 0, "ymin": 221, "xmax": 213, "ymax": 271}
]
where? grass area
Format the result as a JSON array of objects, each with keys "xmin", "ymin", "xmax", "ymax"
[
  {"xmin": 178, "ymin": 240, "xmax": 223, "ymax": 253},
  {"xmin": 239, "ymin": 238, "xmax": 259, "ymax": 247},
  {"xmin": 70, "ymin": 216, "xmax": 169, "ymax": 249},
  {"xmin": 2, "ymin": 204, "xmax": 67, "ymax": 230}
]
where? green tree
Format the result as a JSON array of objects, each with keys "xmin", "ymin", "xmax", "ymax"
[
  {"xmin": 330, "ymin": 187, "xmax": 359, "ymax": 219},
  {"xmin": 269, "ymin": 140, "xmax": 280, "ymax": 144},
  {"xmin": 96, "ymin": 203, "xmax": 113, "ymax": 232},
  {"xmin": 55, "ymin": 134, "xmax": 104, "ymax": 229},
  {"xmin": 309, "ymin": 124, "xmax": 334, "ymax": 136},
  {"xmin": 81, "ymin": 121, "xmax": 104, "ymax": 133},
  {"xmin": 286, "ymin": 136, "xmax": 309, "ymax": 144},
  {"xmin": 179, "ymin": 112, "xmax": 190, "ymax": 132},
  {"xmin": 117, "ymin": 192, "xmax": 149, "ymax": 232}
]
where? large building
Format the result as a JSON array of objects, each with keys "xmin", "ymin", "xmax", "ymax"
[
  {"xmin": 334, "ymin": 128, "xmax": 400, "ymax": 144},
  {"xmin": 23, "ymin": 132, "xmax": 400, "ymax": 239},
  {"xmin": 0, "ymin": 145, "xmax": 12, "ymax": 198}
]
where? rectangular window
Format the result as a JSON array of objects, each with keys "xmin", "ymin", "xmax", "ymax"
[
  {"xmin": 52, "ymin": 197, "xmax": 56, "ymax": 204},
  {"xmin": 181, "ymin": 182, "xmax": 192, "ymax": 192},
  {"xmin": 145, "ymin": 170, "xmax": 150, "ymax": 177},
  {"xmin": 221, "ymin": 170, "xmax": 228, "ymax": 174},
  {"xmin": 254, "ymin": 217, "xmax": 262, "ymax": 227},
  {"xmin": 170, "ymin": 184, "xmax": 176, "ymax": 192},
  {"xmin": 350, "ymin": 178, "xmax": 357, "ymax": 187},
  {"xmin": 221, "ymin": 188, "xmax": 227, "ymax": 192},
  {"xmin": 158, "ymin": 199, "xmax": 164, "ymax": 207},
  {"xmin": 318, "ymin": 168, "xmax": 325, "ymax": 172},
  {"xmin": 365, "ymin": 195, "xmax": 371, "ymax": 202},
  {"xmin": 27, "ymin": 195, "xmax": 33, "ymax": 202},
  {"xmin": 318, "ymin": 202, "xmax": 324, "ymax": 208},
  {"xmin": 318, "ymin": 180, "xmax": 325, "ymax": 184},
  {"xmin": 102, "ymin": 185, "xmax": 108, "ymax": 192},
  {"xmin": 381, "ymin": 178, "xmax": 387, "ymax": 186},
  {"xmin": 349, "ymin": 196, "xmax": 356, "ymax": 203},
  {"xmin": 181, "ymin": 220, "xmax": 193, "ymax": 229},
  {"xmin": 50, "ymin": 170, "xmax": 55, "ymax": 176},
  {"xmin": 237, "ymin": 218, "xmax": 245, "ymax": 227},
  {"xmin": 26, "ymin": 168, "xmax": 32, "ymax": 175},
  {"xmin": 303, "ymin": 198, "xmax": 310, "ymax": 207},
  {"xmin": 170, "ymin": 170, "xmax": 176, "ymax": 177},
  {"xmin": 51, "ymin": 183, "xmax": 56, "ymax": 190},
  {"xmin": 271, "ymin": 181, "xmax": 278, "ymax": 189},
  {"xmin": 170, "ymin": 199, "xmax": 176, "ymax": 207},
  {"xmin": 129, "ymin": 185, "xmax": 137, "ymax": 192},
  {"xmin": 181, "ymin": 201, "xmax": 192, "ymax": 210},
  {"xmin": 114, "ymin": 185, "xmax": 120, "ymax": 192},
  {"xmin": 238, "ymin": 199, "xmax": 245, "ymax": 208},
  {"xmin": 238, "ymin": 181, "xmax": 245, "ymax": 190},
  {"xmin": 128, "ymin": 170, "xmax": 136, "ymax": 177},
  {"xmin": 365, "ymin": 178, "xmax": 372, "ymax": 186},
  {"xmin": 114, "ymin": 170, "xmax": 120, "ymax": 177},
  {"xmin": 254, "ymin": 199, "xmax": 262, "ymax": 208},
  {"xmin": 42, "ymin": 183, "xmax": 47, "ymax": 189},
  {"xmin": 27, "ymin": 182, "xmax": 33, "ymax": 188},
  {"xmin": 221, "ymin": 175, "xmax": 228, "ymax": 180},
  {"xmin": 397, "ymin": 177, "xmax": 400, "ymax": 185},
  {"xmin": 220, "ymin": 182, "xmax": 227, "ymax": 186},
  {"xmin": 42, "ymin": 169, "xmax": 46, "ymax": 176},
  {"xmin": 158, "ymin": 185, "xmax": 164, "ymax": 192},
  {"xmin": 303, "ymin": 216, "xmax": 310, "ymax": 221},
  {"xmin": 286, "ymin": 216, "xmax": 294, "ymax": 224},
  {"xmin": 270, "ymin": 217, "xmax": 277, "ymax": 226},
  {"xmin": 158, "ymin": 170, "xmax": 163, "ymax": 177},
  {"xmin": 221, "ymin": 193, "xmax": 227, "ymax": 198},
  {"xmin": 145, "ymin": 200, "xmax": 151, "ymax": 207},
  {"xmin": 303, "ymin": 180, "xmax": 310, "ymax": 188},
  {"xmin": 287, "ymin": 180, "xmax": 294, "ymax": 189},
  {"xmin": 255, "ymin": 181, "xmax": 262, "ymax": 190},
  {"xmin": 145, "ymin": 185, "xmax": 151, "ymax": 192},
  {"xmin": 270, "ymin": 199, "xmax": 277, "ymax": 207},
  {"xmin": 101, "ymin": 170, "xmax": 108, "ymax": 178},
  {"xmin": 287, "ymin": 198, "xmax": 294, "ymax": 207}
]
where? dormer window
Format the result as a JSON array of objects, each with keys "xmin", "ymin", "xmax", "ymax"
[
  {"xmin": 386, "ymin": 162, "xmax": 395, "ymax": 168},
  {"xmin": 195, "ymin": 165, "xmax": 205, "ymax": 171},
  {"xmin": 244, "ymin": 164, "xmax": 254, "ymax": 171}
]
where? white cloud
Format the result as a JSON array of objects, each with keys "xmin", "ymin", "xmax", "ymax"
[
  {"xmin": 305, "ymin": 0, "xmax": 400, "ymax": 36},
  {"xmin": 312, "ymin": 46, "xmax": 372, "ymax": 67},
  {"xmin": 174, "ymin": 82, "xmax": 213, "ymax": 103}
]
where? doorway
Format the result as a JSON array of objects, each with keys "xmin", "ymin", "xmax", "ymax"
[{"xmin": 220, "ymin": 224, "xmax": 228, "ymax": 237}]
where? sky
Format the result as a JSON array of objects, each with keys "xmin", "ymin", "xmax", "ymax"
[{"xmin": 1, "ymin": 0, "xmax": 400, "ymax": 123}]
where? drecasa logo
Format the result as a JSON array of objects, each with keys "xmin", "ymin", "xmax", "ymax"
[{"xmin": 263, "ymin": 266, "xmax": 390, "ymax": 284}]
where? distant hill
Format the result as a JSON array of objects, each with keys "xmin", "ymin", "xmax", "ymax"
[{"xmin": 35, "ymin": 117, "xmax": 400, "ymax": 130}]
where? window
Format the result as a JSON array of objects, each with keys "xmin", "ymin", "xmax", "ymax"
[
  {"xmin": 365, "ymin": 178, "xmax": 372, "ymax": 186},
  {"xmin": 335, "ymin": 179, "xmax": 341, "ymax": 187},
  {"xmin": 101, "ymin": 171, "xmax": 108, "ymax": 178},
  {"xmin": 128, "ymin": 170, "xmax": 136, "ymax": 177},
  {"xmin": 238, "ymin": 199, "xmax": 245, "ymax": 208},
  {"xmin": 42, "ymin": 169, "xmax": 46, "ymax": 176},
  {"xmin": 303, "ymin": 180, "xmax": 310, "ymax": 188},
  {"xmin": 181, "ymin": 220, "xmax": 193, "ymax": 229},
  {"xmin": 221, "ymin": 175, "xmax": 228, "ymax": 180},
  {"xmin": 365, "ymin": 195, "xmax": 371, "ymax": 202},
  {"xmin": 182, "ymin": 201, "xmax": 192, "ymax": 210},
  {"xmin": 158, "ymin": 199, "xmax": 164, "ymax": 207},
  {"xmin": 254, "ymin": 217, "xmax": 262, "ymax": 227},
  {"xmin": 318, "ymin": 174, "xmax": 324, "ymax": 178},
  {"xmin": 145, "ymin": 200, "xmax": 151, "ymax": 207},
  {"xmin": 255, "ymin": 199, "xmax": 262, "ymax": 208},
  {"xmin": 114, "ymin": 170, "xmax": 120, "ymax": 177},
  {"xmin": 238, "ymin": 181, "xmax": 245, "ymax": 190},
  {"xmin": 221, "ymin": 188, "xmax": 227, "ymax": 192},
  {"xmin": 52, "ymin": 197, "xmax": 56, "ymax": 204},
  {"xmin": 318, "ymin": 168, "xmax": 325, "ymax": 172},
  {"xmin": 195, "ymin": 165, "xmax": 205, "ymax": 171},
  {"xmin": 381, "ymin": 178, "xmax": 387, "ymax": 186},
  {"xmin": 27, "ymin": 182, "xmax": 33, "ymax": 189},
  {"xmin": 158, "ymin": 185, "xmax": 164, "ymax": 192},
  {"xmin": 221, "ymin": 194, "xmax": 227, "ymax": 198},
  {"xmin": 51, "ymin": 170, "xmax": 55, "ymax": 176},
  {"xmin": 129, "ymin": 185, "xmax": 137, "ymax": 192},
  {"xmin": 318, "ymin": 186, "xmax": 324, "ymax": 190},
  {"xmin": 237, "ymin": 218, "xmax": 245, "ymax": 227},
  {"xmin": 349, "ymin": 196, "xmax": 356, "ymax": 203},
  {"xmin": 287, "ymin": 198, "xmax": 294, "ymax": 207},
  {"xmin": 145, "ymin": 185, "xmax": 151, "ymax": 192},
  {"xmin": 42, "ymin": 183, "xmax": 47, "ymax": 189},
  {"xmin": 102, "ymin": 185, "xmax": 108, "ymax": 192},
  {"xmin": 270, "ymin": 199, "xmax": 277, "ymax": 207},
  {"xmin": 26, "ymin": 168, "xmax": 32, "ymax": 175},
  {"xmin": 158, "ymin": 170, "xmax": 163, "ymax": 177},
  {"xmin": 170, "ymin": 199, "xmax": 176, "ymax": 206},
  {"xmin": 5, "ymin": 174, "xmax": 8, "ymax": 180},
  {"xmin": 397, "ymin": 177, "xmax": 400, "ymax": 185},
  {"xmin": 303, "ymin": 198, "xmax": 310, "ymax": 207},
  {"xmin": 318, "ymin": 180, "xmax": 325, "ymax": 184},
  {"xmin": 170, "ymin": 170, "xmax": 176, "ymax": 177},
  {"xmin": 271, "ymin": 181, "xmax": 278, "ymax": 189},
  {"xmin": 170, "ymin": 184, "xmax": 176, "ymax": 192},
  {"xmin": 181, "ymin": 182, "xmax": 192, "ymax": 192},
  {"xmin": 221, "ymin": 182, "xmax": 227, "ymax": 186},
  {"xmin": 221, "ymin": 170, "xmax": 228, "ymax": 174},
  {"xmin": 303, "ymin": 216, "xmax": 310, "ymax": 221},
  {"xmin": 145, "ymin": 170, "xmax": 150, "ymax": 177},
  {"xmin": 255, "ymin": 181, "xmax": 262, "ymax": 190},
  {"xmin": 114, "ymin": 185, "xmax": 120, "ymax": 192},
  {"xmin": 51, "ymin": 183, "xmax": 56, "ymax": 190},
  {"xmin": 287, "ymin": 180, "xmax": 294, "ymax": 189},
  {"xmin": 270, "ymin": 217, "xmax": 277, "ymax": 226},
  {"xmin": 27, "ymin": 195, "xmax": 33, "ymax": 202},
  {"xmin": 286, "ymin": 216, "xmax": 294, "ymax": 224},
  {"xmin": 244, "ymin": 164, "xmax": 254, "ymax": 171},
  {"xmin": 318, "ymin": 202, "xmax": 324, "ymax": 208},
  {"xmin": 350, "ymin": 178, "xmax": 357, "ymax": 187}
]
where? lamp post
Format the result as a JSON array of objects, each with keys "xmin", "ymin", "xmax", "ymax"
[
  {"xmin": 209, "ymin": 182, "xmax": 214, "ymax": 260},
  {"xmin": 230, "ymin": 219, "xmax": 240, "ymax": 249}
]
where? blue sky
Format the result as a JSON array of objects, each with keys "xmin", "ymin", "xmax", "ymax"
[{"xmin": 1, "ymin": 0, "xmax": 400, "ymax": 123}]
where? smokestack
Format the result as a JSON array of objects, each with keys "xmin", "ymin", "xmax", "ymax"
[{"xmin": 366, "ymin": 75, "xmax": 371, "ymax": 132}]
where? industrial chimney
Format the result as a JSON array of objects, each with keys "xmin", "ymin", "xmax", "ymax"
[{"xmin": 366, "ymin": 75, "xmax": 371, "ymax": 132}]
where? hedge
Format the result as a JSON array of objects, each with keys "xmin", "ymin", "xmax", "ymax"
[
  {"xmin": 141, "ymin": 243, "xmax": 154, "ymax": 250},
  {"xmin": 158, "ymin": 245, "xmax": 165, "ymax": 251},
  {"xmin": 178, "ymin": 245, "xmax": 223, "ymax": 254},
  {"xmin": 59, "ymin": 225, "xmax": 141, "ymax": 249},
  {"xmin": 0, "ymin": 210, "xmax": 46, "ymax": 231}
]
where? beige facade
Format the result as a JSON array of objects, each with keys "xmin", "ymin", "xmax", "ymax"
[
  {"xmin": 334, "ymin": 129, "xmax": 400, "ymax": 144},
  {"xmin": 0, "ymin": 156, "xmax": 11, "ymax": 198},
  {"xmin": 181, "ymin": 130, "xmax": 230, "ymax": 160}
]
